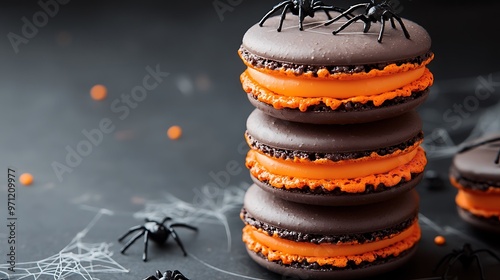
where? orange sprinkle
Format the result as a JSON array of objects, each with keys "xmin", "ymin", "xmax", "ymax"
[
  {"xmin": 167, "ymin": 125, "xmax": 182, "ymax": 140},
  {"xmin": 20, "ymin": 173, "xmax": 34, "ymax": 186},
  {"xmin": 434, "ymin": 236, "xmax": 446, "ymax": 246},
  {"xmin": 90, "ymin": 84, "xmax": 107, "ymax": 101}
]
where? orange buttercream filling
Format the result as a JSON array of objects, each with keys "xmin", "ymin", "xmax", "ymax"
[
  {"xmin": 246, "ymin": 67, "xmax": 425, "ymax": 98},
  {"xmin": 249, "ymin": 149, "xmax": 418, "ymax": 180},
  {"xmin": 246, "ymin": 147, "xmax": 427, "ymax": 193},
  {"xmin": 245, "ymin": 134, "xmax": 422, "ymax": 164},
  {"xmin": 242, "ymin": 223, "xmax": 421, "ymax": 267},
  {"xmin": 450, "ymin": 177, "xmax": 500, "ymax": 219},
  {"xmin": 456, "ymin": 190, "xmax": 500, "ymax": 214},
  {"xmin": 241, "ymin": 68, "xmax": 433, "ymax": 111},
  {"xmin": 238, "ymin": 51, "xmax": 434, "ymax": 80}
]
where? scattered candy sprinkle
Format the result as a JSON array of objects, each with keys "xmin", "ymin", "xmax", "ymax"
[
  {"xmin": 167, "ymin": 125, "xmax": 182, "ymax": 140},
  {"xmin": 434, "ymin": 235, "xmax": 446, "ymax": 246},
  {"xmin": 90, "ymin": 84, "xmax": 107, "ymax": 101},
  {"xmin": 20, "ymin": 173, "xmax": 34, "ymax": 186}
]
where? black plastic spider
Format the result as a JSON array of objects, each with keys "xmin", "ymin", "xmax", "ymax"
[
  {"xmin": 118, "ymin": 217, "xmax": 197, "ymax": 262},
  {"xmin": 434, "ymin": 243, "xmax": 500, "ymax": 280},
  {"xmin": 259, "ymin": 0, "xmax": 349, "ymax": 32},
  {"xmin": 143, "ymin": 270, "xmax": 189, "ymax": 280},
  {"xmin": 458, "ymin": 136, "xmax": 500, "ymax": 165},
  {"xmin": 324, "ymin": 0, "xmax": 410, "ymax": 43}
]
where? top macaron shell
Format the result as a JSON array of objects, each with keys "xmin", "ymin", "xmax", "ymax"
[
  {"xmin": 451, "ymin": 135, "xmax": 500, "ymax": 184},
  {"xmin": 243, "ymin": 14, "xmax": 431, "ymax": 66}
]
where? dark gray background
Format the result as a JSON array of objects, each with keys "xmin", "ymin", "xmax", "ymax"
[{"xmin": 1, "ymin": 1, "xmax": 499, "ymax": 279}]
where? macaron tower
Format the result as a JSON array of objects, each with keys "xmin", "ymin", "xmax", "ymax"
[{"xmin": 238, "ymin": 3, "xmax": 433, "ymax": 279}]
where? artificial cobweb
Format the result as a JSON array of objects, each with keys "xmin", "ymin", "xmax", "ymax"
[
  {"xmin": 0, "ymin": 209, "xmax": 128, "ymax": 280},
  {"xmin": 134, "ymin": 183, "xmax": 247, "ymax": 252}
]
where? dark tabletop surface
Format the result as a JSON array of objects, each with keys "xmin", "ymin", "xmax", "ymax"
[{"xmin": 1, "ymin": 1, "xmax": 500, "ymax": 279}]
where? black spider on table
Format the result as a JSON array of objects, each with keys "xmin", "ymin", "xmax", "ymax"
[
  {"xmin": 433, "ymin": 243, "xmax": 500, "ymax": 280},
  {"xmin": 458, "ymin": 136, "xmax": 500, "ymax": 165},
  {"xmin": 118, "ymin": 217, "xmax": 197, "ymax": 262},
  {"xmin": 324, "ymin": 0, "xmax": 410, "ymax": 43},
  {"xmin": 143, "ymin": 270, "xmax": 189, "ymax": 280},
  {"xmin": 259, "ymin": 0, "xmax": 349, "ymax": 32}
]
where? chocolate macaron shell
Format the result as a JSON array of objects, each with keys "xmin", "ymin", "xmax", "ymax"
[
  {"xmin": 451, "ymin": 135, "xmax": 500, "ymax": 185},
  {"xmin": 246, "ymin": 245, "xmax": 418, "ymax": 280},
  {"xmin": 242, "ymin": 13, "xmax": 431, "ymax": 66},
  {"xmin": 251, "ymin": 173, "xmax": 423, "ymax": 206},
  {"xmin": 457, "ymin": 207, "xmax": 500, "ymax": 234},
  {"xmin": 246, "ymin": 109, "xmax": 422, "ymax": 154},
  {"xmin": 243, "ymin": 185, "xmax": 419, "ymax": 235},
  {"xmin": 248, "ymin": 89, "xmax": 429, "ymax": 125}
]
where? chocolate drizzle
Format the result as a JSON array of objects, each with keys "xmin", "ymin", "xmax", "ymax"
[
  {"xmin": 241, "ymin": 209, "xmax": 417, "ymax": 244},
  {"xmin": 246, "ymin": 132, "xmax": 423, "ymax": 162},
  {"xmin": 239, "ymin": 47, "xmax": 433, "ymax": 77}
]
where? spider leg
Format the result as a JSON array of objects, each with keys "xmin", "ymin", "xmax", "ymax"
[
  {"xmin": 156, "ymin": 270, "xmax": 163, "ymax": 277},
  {"xmin": 378, "ymin": 12, "xmax": 390, "ymax": 43},
  {"xmin": 169, "ymin": 228, "xmax": 189, "ymax": 256},
  {"xmin": 325, "ymin": 4, "xmax": 367, "ymax": 26},
  {"xmin": 169, "ymin": 223, "xmax": 198, "ymax": 231},
  {"xmin": 459, "ymin": 137, "xmax": 500, "ymax": 153},
  {"xmin": 120, "ymin": 229, "xmax": 145, "ymax": 254},
  {"xmin": 362, "ymin": 17, "xmax": 371, "ymax": 33},
  {"xmin": 118, "ymin": 225, "xmax": 145, "ymax": 242},
  {"xmin": 298, "ymin": 5, "xmax": 304, "ymax": 30},
  {"xmin": 443, "ymin": 252, "xmax": 465, "ymax": 280},
  {"xmin": 312, "ymin": 2, "xmax": 332, "ymax": 20},
  {"xmin": 313, "ymin": 6, "xmax": 352, "ymax": 20},
  {"xmin": 160, "ymin": 216, "xmax": 172, "ymax": 225},
  {"xmin": 172, "ymin": 270, "xmax": 188, "ymax": 280},
  {"xmin": 277, "ymin": 4, "xmax": 291, "ymax": 32},
  {"xmin": 143, "ymin": 276, "xmax": 157, "ymax": 280},
  {"xmin": 142, "ymin": 230, "xmax": 150, "ymax": 261},
  {"xmin": 259, "ymin": 1, "xmax": 291, "ymax": 27},
  {"xmin": 434, "ymin": 252, "xmax": 455, "ymax": 274},
  {"xmin": 474, "ymin": 249, "xmax": 500, "ymax": 262},
  {"xmin": 473, "ymin": 254, "xmax": 486, "ymax": 280},
  {"xmin": 391, "ymin": 13, "xmax": 411, "ymax": 39},
  {"xmin": 330, "ymin": 14, "xmax": 363, "ymax": 35},
  {"xmin": 495, "ymin": 149, "xmax": 500, "ymax": 164},
  {"xmin": 174, "ymin": 270, "xmax": 189, "ymax": 280},
  {"xmin": 390, "ymin": 17, "xmax": 396, "ymax": 29}
]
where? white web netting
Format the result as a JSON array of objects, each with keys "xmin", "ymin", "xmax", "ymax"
[
  {"xmin": 134, "ymin": 184, "xmax": 247, "ymax": 252},
  {"xmin": 0, "ymin": 209, "xmax": 128, "ymax": 280}
]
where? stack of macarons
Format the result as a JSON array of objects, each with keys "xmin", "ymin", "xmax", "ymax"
[
  {"xmin": 239, "ymin": 11, "xmax": 433, "ymax": 125},
  {"xmin": 238, "ymin": 10, "xmax": 433, "ymax": 279},
  {"xmin": 450, "ymin": 135, "xmax": 500, "ymax": 233}
]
